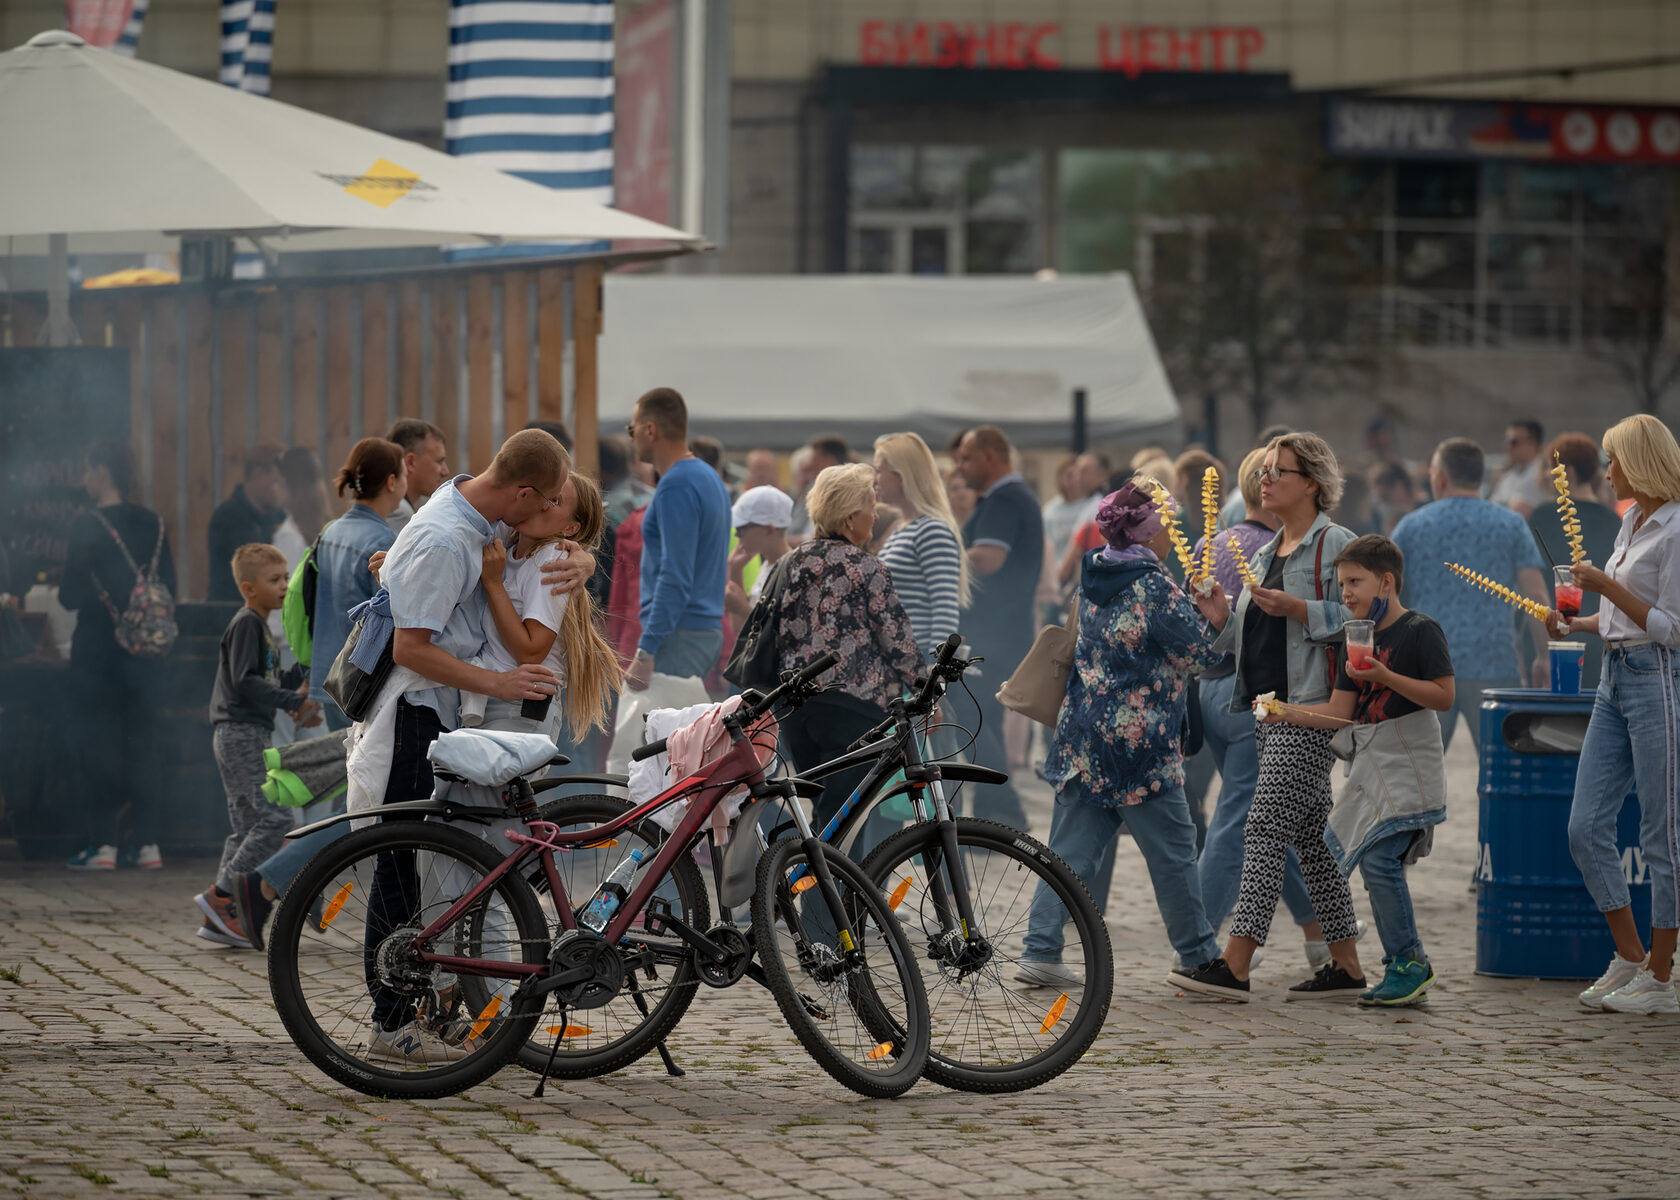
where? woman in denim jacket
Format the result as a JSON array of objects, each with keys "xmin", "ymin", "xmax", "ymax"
[
  {"xmin": 1174, "ymin": 433, "xmax": 1368, "ymax": 1002},
  {"xmin": 309, "ymin": 439, "xmax": 408, "ymax": 729}
]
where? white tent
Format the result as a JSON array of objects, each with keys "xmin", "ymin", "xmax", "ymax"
[
  {"xmin": 0, "ymin": 30, "xmax": 699, "ymax": 256},
  {"xmin": 598, "ymin": 274, "xmax": 1181, "ymax": 450}
]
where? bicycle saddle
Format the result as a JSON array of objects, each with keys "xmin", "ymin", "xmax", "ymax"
[{"xmin": 426, "ymin": 728, "xmax": 568, "ymax": 787}]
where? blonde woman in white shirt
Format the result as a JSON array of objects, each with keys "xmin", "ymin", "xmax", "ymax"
[{"xmin": 1555, "ymin": 414, "xmax": 1680, "ymax": 1014}]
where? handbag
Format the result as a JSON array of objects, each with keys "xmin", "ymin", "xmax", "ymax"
[
  {"xmin": 996, "ymin": 601, "xmax": 1079, "ymax": 728},
  {"xmin": 722, "ymin": 554, "xmax": 794, "ymax": 691},
  {"xmin": 322, "ymin": 605, "xmax": 396, "ymax": 723}
]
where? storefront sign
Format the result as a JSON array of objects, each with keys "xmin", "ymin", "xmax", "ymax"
[
  {"xmin": 857, "ymin": 22, "xmax": 1266, "ymax": 76},
  {"xmin": 1328, "ymin": 97, "xmax": 1680, "ymax": 163}
]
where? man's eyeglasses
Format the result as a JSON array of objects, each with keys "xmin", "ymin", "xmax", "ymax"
[
  {"xmin": 519, "ymin": 484, "xmax": 561, "ymax": 511},
  {"xmin": 1255, "ymin": 466, "xmax": 1310, "ymax": 483}
]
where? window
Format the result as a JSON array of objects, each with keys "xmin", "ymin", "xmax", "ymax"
[
  {"xmin": 1394, "ymin": 162, "xmax": 1478, "ymax": 220},
  {"xmin": 849, "ymin": 146, "xmax": 1043, "ymax": 275}
]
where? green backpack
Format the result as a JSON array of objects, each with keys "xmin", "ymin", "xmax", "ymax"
[{"xmin": 281, "ymin": 528, "xmax": 326, "ymax": 667}]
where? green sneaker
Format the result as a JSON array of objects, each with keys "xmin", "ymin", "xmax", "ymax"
[{"xmin": 1359, "ymin": 958, "xmax": 1436, "ymax": 1007}]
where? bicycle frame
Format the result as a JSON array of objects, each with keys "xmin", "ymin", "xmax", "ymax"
[{"xmin": 403, "ymin": 719, "xmax": 811, "ymax": 981}]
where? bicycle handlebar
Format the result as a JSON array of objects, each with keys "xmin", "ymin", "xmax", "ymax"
[{"xmin": 626, "ymin": 651, "xmax": 841, "ymax": 763}]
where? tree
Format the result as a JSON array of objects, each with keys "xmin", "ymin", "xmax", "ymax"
[{"xmin": 1140, "ymin": 152, "xmax": 1383, "ymax": 443}]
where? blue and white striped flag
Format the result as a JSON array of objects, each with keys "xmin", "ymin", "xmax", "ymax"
[
  {"xmin": 113, "ymin": 0, "xmax": 148, "ymax": 55},
  {"xmin": 219, "ymin": 0, "xmax": 274, "ymax": 94},
  {"xmin": 446, "ymin": 0, "xmax": 615, "ymax": 255}
]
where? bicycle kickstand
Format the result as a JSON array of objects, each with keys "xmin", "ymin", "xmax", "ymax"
[
  {"xmin": 625, "ymin": 974, "xmax": 684, "ymax": 1077},
  {"xmin": 532, "ymin": 1004, "xmax": 569, "ymax": 1099}
]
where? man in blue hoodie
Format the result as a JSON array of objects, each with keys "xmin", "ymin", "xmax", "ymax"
[{"xmin": 625, "ymin": 387, "xmax": 731, "ymax": 691}]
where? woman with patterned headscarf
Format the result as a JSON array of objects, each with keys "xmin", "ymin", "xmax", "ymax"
[{"xmin": 1018, "ymin": 480, "xmax": 1228, "ymax": 994}]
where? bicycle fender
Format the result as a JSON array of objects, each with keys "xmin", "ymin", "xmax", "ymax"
[
  {"xmin": 719, "ymin": 796, "xmax": 777, "ymax": 909},
  {"xmin": 929, "ymin": 763, "xmax": 1010, "ymax": 787},
  {"xmin": 284, "ymin": 798, "xmax": 508, "ymax": 839}
]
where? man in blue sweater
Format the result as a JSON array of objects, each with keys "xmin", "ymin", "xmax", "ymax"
[{"xmin": 625, "ymin": 387, "xmax": 731, "ymax": 691}]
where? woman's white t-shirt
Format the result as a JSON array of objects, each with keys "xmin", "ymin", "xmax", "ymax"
[{"xmin": 478, "ymin": 548, "xmax": 569, "ymax": 685}]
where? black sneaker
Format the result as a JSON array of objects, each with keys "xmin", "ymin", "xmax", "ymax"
[
  {"xmin": 232, "ymin": 872, "xmax": 274, "ymax": 952},
  {"xmin": 1167, "ymin": 957, "xmax": 1250, "ymax": 1003},
  {"xmin": 1285, "ymin": 962, "xmax": 1367, "ymax": 1001}
]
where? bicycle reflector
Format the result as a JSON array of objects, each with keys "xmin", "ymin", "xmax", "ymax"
[
  {"xmin": 545, "ymin": 1025, "xmax": 593, "ymax": 1039},
  {"xmin": 867, "ymin": 1042, "xmax": 894, "ymax": 1061},
  {"xmin": 790, "ymin": 877, "xmax": 817, "ymax": 895},
  {"xmin": 1039, "ymin": 993, "xmax": 1070, "ymax": 1034},
  {"xmin": 468, "ymin": 995, "xmax": 503, "ymax": 1039},
  {"xmin": 887, "ymin": 877, "xmax": 912, "ymax": 911},
  {"xmin": 320, "ymin": 882, "xmax": 353, "ymax": 929}
]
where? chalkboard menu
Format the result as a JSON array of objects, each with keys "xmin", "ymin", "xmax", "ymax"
[{"xmin": 0, "ymin": 349, "xmax": 131, "ymax": 595}]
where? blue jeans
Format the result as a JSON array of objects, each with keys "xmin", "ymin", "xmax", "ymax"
[
  {"xmin": 1024, "ymin": 782, "xmax": 1219, "ymax": 969},
  {"xmin": 1196, "ymin": 673, "xmax": 1315, "ymax": 931},
  {"xmin": 1568, "ymin": 644, "xmax": 1680, "ymax": 930},
  {"xmin": 257, "ymin": 822, "xmax": 349, "ymax": 896},
  {"xmin": 1357, "ymin": 830, "xmax": 1425, "ymax": 964},
  {"xmin": 654, "ymin": 627, "xmax": 723, "ymax": 681}
]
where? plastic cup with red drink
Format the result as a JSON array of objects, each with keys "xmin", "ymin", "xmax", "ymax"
[
  {"xmin": 1344, "ymin": 619, "xmax": 1376, "ymax": 672},
  {"xmin": 1553, "ymin": 564, "xmax": 1584, "ymax": 620}
]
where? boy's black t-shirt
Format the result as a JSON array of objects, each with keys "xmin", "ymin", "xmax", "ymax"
[
  {"xmin": 1335, "ymin": 609, "xmax": 1454, "ymax": 724},
  {"xmin": 210, "ymin": 606, "xmax": 307, "ymax": 728}
]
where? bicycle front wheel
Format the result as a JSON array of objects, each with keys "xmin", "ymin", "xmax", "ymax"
[
  {"xmin": 858, "ymin": 818, "xmax": 1112, "ymax": 1093},
  {"xmin": 267, "ymin": 821, "xmax": 548, "ymax": 1098},
  {"xmin": 750, "ymin": 838, "xmax": 930, "ymax": 1098}
]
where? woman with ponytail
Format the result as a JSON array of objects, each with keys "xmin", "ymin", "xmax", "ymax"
[{"xmin": 310, "ymin": 438, "xmax": 407, "ymax": 729}]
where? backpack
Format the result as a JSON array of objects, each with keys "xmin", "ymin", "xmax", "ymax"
[
  {"xmin": 89, "ymin": 511, "xmax": 177, "ymax": 658},
  {"xmin": 281, "ymin": 528, "xmax": 326, "ymax": 668}
]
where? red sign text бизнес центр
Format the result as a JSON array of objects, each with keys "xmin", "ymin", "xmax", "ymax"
[{"xmin": 857, "ymin": 22, "xmax": 1266, "ymax": 76}]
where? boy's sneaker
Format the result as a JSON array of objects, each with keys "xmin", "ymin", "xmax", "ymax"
[
  {"xmin": 366, "ymin": 1021, "xmax": 474, "ymax": 1067},
  {"xmin": 1305, "ymin": 919, "xmax": 1368, "ymax": 969},
  {"xmin": 1579, "ymin": 954, "xmax": 1646, "ymax": 1010},
  {"xmin": 232, "ymin": 873, "xmax": 273, "ymax": 952},
  {"xmin": 1600, "ymin": 968, "xmax": 1680, "ymax": 1015},
  {"xmin": 1167, "ymin": 957, "xmax": 1251, "ymax": 1002},
  {"xmin": 67, "ymin": 844, "xmax": 117, "ymax": 870},
  {"xmin": 194, "ymin": 890, "xmax": 249, "ymax": 944},
  {"xmin": 1285, "ymin": 962, "xmax": 1367, "ymax": 1001},
  {"xmin": 194, "ymin": 919, "xmax": 253, "ymax": 950},
  {"xmin": 1013, "ymin": 960, "xmax": 1085, "ymax": 990},
  {"xmin": 1358, "ymin": 958, "xmax": 1436, "ymax": 1007}
]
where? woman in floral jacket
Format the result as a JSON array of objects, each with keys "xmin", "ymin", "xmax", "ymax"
[
  {"xmin": 775, "ymin": 463, "xmax": 924, "ymax": 836},
  {"xmin": 1019, "ymin": 481, "xmax": 1229, "ymax": 992}
]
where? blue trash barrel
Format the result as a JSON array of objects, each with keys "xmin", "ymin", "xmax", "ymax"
[{"xmin": 1477, "ymin": 688, "xmax": 1649, "ymax": 979}]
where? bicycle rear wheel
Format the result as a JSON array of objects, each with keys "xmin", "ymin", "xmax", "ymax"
[
  {"xmin": 487, "ymin": 793, "xmax": 708, "ymax": 1079},
  {"xmin": 750, "ymin": 838, "xmax": 930, "ymax": 1098},
  {"xmin": 267, "ymin": 821, "xmax": 548, "ymax": 1099},
  {"xmin": 857, "ymin": 818, "xmax": 1112, "ymax": 1093}
]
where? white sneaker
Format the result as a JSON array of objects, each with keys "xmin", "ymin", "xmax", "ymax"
[
  {"xmin": 366, "ymin": 1021, "xmax": 475, "ymax": 1067},
  {"xmin": 1600, "ymin": 967, "xmax": 1680, "ymax": 1015},
  {"xmin": 1013, "ymin": 960, "xmax": 1085, "ymax": 990},
  {"xmin": 67, "ymin": 844, "xmax": 117, "ymax": 870},
  {"xmin": 135, "ymin": 843, "xmax": 163, "ymax": 870},
  {"xmin": 1305, "ymin": 919, "xmax": 1368, "ymax": 969},
  {"xmin": 194, "ymin": 920, "xmax": 252, "ymax": 950},
  {"xmin": 1579, "ymin": 954, "xmax": 1645, "ymax": 1010}
]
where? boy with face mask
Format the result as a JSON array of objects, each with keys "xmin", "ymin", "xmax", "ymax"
[{"xmin": 1257, "ymin": 534, "xmax": 1455, "ymax": 1006}]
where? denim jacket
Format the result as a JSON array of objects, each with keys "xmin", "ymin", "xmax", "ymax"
[
  {"xmin": 308, "ymin": 504, "xmax": 397, "ymax": 719},
  {"xmin": 1212, "ymin": 512, "xmax": 1354, "ymax": 711}
]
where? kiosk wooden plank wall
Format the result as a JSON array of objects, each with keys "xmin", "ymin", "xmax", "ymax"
[{"xmin": 2, "ymin": 260, "xmax": 604, "ymax": 601}]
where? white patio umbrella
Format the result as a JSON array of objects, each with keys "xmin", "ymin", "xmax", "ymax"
[{"xmin": 0, "ymin": 30, "xmax": 701, "ymax": 256}]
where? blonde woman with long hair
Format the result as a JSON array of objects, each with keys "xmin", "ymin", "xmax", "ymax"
[
  {"xmin": 475, "ymin": 472, "xmax": 622, "ymax": 740},
  {"xmin": 873, "ymin": 432, "xmax": 972, "ymax": 657},
  {"xmin": 1553, "ymin": 414, "xmax": 1680, "ymax": 1014}
]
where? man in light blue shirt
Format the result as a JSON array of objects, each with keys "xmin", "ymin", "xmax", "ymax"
[{"xmin": 363, "ymin": 429, "xmax": 595, "ymax": 1062}]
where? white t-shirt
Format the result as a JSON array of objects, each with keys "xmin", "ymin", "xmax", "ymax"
[
  {"xmin": 1490, "ymin": 461, "xmax": 1548, "ymax": 511},
  {"xmin": 477, "ymin": 547, "xmax": 569, "ymax": 684}
]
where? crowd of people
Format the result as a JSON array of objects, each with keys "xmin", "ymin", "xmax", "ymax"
[{"xmin": 47, "ymin": 390, "xmax": 1680, "ymax": 1017}]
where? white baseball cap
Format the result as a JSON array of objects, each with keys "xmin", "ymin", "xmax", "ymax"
[{"xmin": 731, "ymin": 485, "xmax": 794, "ymax": 529}]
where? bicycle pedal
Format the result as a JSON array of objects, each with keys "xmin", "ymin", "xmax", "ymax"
[{"xmin": 643, "ymin": 897, "xmax": 676, "ymax": 937}]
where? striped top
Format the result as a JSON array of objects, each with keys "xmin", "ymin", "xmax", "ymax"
[{"xmin": 878, "ymin": 516, "xmax": 964, "ymax": 658}]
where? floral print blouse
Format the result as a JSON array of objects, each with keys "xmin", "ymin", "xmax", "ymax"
[
  {"xmin": 774, "ymin": 536, "xmax": 924, "ymax": 711},
  {"xmin": 1044, "ymin": 550, "xmax": 1225, "ymax": 807}
]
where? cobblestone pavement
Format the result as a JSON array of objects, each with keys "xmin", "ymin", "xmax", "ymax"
[{"xmin": 4, "ymin": 729, "xmax": 1679, "ymax": 1199}]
